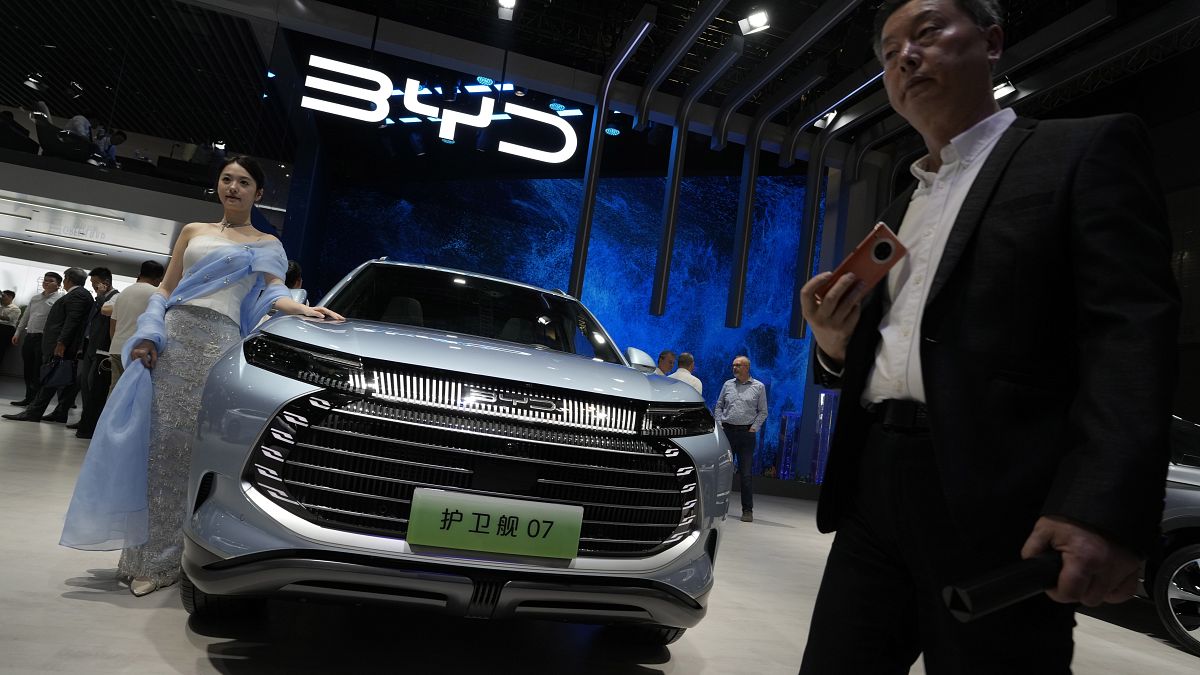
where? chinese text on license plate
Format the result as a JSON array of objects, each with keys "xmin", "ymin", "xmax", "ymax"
[{"xmin": 407, "ymin": 488, "xmax": 584, "ymax": 559}]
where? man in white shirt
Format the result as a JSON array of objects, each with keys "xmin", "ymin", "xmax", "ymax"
[
  {"xmin": 796, "ymin": 1, "xmax": 1179, "ymax": 672},
  {"xmin": 103, "ymin": 260, "xmax": 165, "ymax": 394},
  {"xmin": 10, "ymin": 272, "xmax": 64, "ymax": 406},
  {"xmin": 0, "ymin": 290, "xmax": 20, "ymax": 367},
  {"xmin": 668, "ymin": 352, "xmax": 702, "ymax": 395}
]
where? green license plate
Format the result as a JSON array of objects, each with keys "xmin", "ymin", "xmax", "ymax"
[{"xmin": 407, "ymin": 488, "xmax": 584, "ymax": 559}]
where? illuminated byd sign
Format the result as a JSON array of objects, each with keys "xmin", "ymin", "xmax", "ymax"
[{"xmin": 299, "ymin": 55, "xmax": 579, "ymax": 164}]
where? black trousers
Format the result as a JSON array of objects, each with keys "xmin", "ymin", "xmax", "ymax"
[
  {"xmin": 798, "ymin": 423, "xmax": 1075, "ymax": 675},
  {"xmin": 76, "ymin": 354, "xmax": 111, "ymax": 434},
  {"xmin": 0, "ymin": 325, "xmax": 13, "ymax": 370},
  {"xmin": 20, "ymin": 332, "xmax": 43, "ymax": 400},
  {"xmin": 724, "ymin": 424, "xmax": 757, "ymax": 512}
]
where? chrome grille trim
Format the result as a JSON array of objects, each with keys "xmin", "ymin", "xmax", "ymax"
[
  {"xmin": 338, "ymin": 403, "xmax": 656, "ymax": 456},
  {"xmin": 306, "ymin": 503, "xmax": 409, "ymax": 523},
  {"xmin": 295, "ymin": 441, "xmax": 473, "ymax": 474},
  {"xmin": 536, "ymin": 478, "xmax": 685, "ymax": 494},
  {"xmin": 309, "ymin": 424, "xmax": 676, "ymax": 476},
  {"xmin": 344, "ymin": 368, "xmax": 641, "ymax": 435},
  {"xmin": 284, "ymin": 479, "xmax": 414, "ymax": 505}
]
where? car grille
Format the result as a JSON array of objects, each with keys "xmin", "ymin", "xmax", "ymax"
[{"xmin": 247, "ymin": 384, "xmax": 699, "ymax": 558}]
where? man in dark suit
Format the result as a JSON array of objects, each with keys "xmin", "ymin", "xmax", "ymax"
[
  {"xmin": 796, "ymin": 1, "xmax": 1179, "ymax": 672},
  {"xmin": 70, "ymin": 267, "xmax": 119, "ymax": 439},
  {"xmin": 3, "ymin": 267, "xmax": 93, "ymax": 424}
]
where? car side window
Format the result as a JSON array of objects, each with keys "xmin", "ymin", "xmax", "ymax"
[{"xmin": 1170, "ymin": 418, "xmax": 1200, "ymax": 467}]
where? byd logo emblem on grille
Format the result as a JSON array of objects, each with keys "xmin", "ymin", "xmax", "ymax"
[
  {"xmin": 461, "ymin": 387, "xmax": 562, "ymax": 414},
  {"xmin": 299, "ymin": 55, "xmax": 579, "ymax": 164}
]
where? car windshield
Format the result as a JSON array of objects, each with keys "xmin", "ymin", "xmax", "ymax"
[{"xmin": 325, "ymin": 264, "xmax": 624, "ymax": 365}]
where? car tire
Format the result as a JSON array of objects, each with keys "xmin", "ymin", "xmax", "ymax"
[
  {"xmin": 614, "ymin": 624, "xmax": 687, "ymax": 646},
  {"xmin": 180, "ymin": 573, "xmax": 250, "ymax": 620},
  {"xmin": 1153, "ymin": 542, "xmax": 1200, "ymax": 657}
]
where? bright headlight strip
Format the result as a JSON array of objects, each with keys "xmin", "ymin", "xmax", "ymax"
[
  {"xmin": 243, "ymin": 334, "xmax": 363, "ymax": 391},
  {"xmin": 642, "ymin": 404, "xmax": 715, "ymax": 437}
]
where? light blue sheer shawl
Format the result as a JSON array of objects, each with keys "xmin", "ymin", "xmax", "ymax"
[{"xmin": 60, "ymin": 238, "xmax": 289, "ymax": 551}]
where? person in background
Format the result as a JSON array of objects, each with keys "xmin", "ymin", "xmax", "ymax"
[
  {"xmin": 70, "ymin": 267, "xmax": 119, "ymax": 439},
  {"xmin": 653, "ymin": 350, "xmax": 676, "ymax": 376},
  {"xmin": 714, "ymin": 355, "xmax": 767, "ymax": 523},
  {"xmin": 103, "ymin": 260, "xmax": 165, "ymax": 394},
  {"xmin": 668, "ymin": 351, "xmax": 703, "ymax": 395},
  {"xmin": 285, "ymin": 259, "xmax": 308, "ymax": 305},
  {"xmin": 3, "ymin": 267, "xmax": 91, "ymax": 423},
  {"xmin": 9, "ymin": 272, "xmax": 63, "ymax": 406},
  {"xmin": 796, "ymin": 1, "xmax": 1179, "ymax": 671},
  {"xmin": 0, "ymin": 290, "xmax": 20, "ymax": 365}
]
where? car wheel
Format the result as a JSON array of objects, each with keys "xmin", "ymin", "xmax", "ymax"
[
  {"xmin": 1153, "ymin": 543, "xmax": 1200, "ymax": 657},
  {"xmin": 180, "ymin": 573, "xmax": 252, "ymax": 620},
  {"xmin": 614, "ymin": 624, "xmax": 687, "ymax": 646}
]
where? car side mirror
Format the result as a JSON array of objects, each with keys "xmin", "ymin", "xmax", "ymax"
[{"xmin": 625, "ymin": 347, "xmax": 657, "ymax": 373}]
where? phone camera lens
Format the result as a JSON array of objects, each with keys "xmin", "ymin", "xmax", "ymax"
[{"xmin": 872, "ymin": 241, "xmax": 893, "ymax": 262}]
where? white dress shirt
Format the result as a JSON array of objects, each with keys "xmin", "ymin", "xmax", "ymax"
[
  {"xmin": 14, "ymin": 289, "xmax": 64, "ymax": 339},
  {"xmin": 669, "ymin": 368, "xmax": 703, "ymax": 395},
  {"xmin": 862, "ymin": 108, "xmax": 1016, "ymax": 405}
]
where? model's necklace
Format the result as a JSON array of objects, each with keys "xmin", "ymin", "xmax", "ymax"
[{"xmin": 219, "ymin": 217, "xmax": 251, "ymax": 231}]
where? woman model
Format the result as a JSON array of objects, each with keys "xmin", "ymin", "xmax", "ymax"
[{"xmin": 60, "ymin": 156, "xmax": 343, "ymax": 596}]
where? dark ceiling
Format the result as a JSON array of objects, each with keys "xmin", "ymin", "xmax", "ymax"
[
  {"xmin": 0, "ymin": 0, "xmax": 1193, "ymax": 167},
  {"xmin": 0, "ymin": 0, "xmax": 290, "ymax": 159}
]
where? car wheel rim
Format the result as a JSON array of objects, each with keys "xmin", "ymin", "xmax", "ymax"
[{"xmin": 1167, "ymin": 556, "xmax": 1200, "ymax": 638}]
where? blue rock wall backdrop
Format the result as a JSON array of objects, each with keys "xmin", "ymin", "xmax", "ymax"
[{"xmin": 318, "ymin": 175, "xmax": 817, "ymax": 476}]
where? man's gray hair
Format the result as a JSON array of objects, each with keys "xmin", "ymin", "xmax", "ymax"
[
  {"xmin": 871, "ymin": 0, "xmax": 1004, "ymax": 61},
  {"xmin": 63, "ymin": 267, "xmax": 87, "ymax": 286}
]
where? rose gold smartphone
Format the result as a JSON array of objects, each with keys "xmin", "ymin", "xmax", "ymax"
[{"xmin": 814, "ymin": 222, "xmax": 908, "ymax": 302}]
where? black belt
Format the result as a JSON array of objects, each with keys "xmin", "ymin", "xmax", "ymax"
[
  {"xmin": 722, "ymin": 422, "xmax": 752, "ymax": 430},
  {"xmin": 868, "ymin": 399, "xmax": 930, "ymax": 431}
]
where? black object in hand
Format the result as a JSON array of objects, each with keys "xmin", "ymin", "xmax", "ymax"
[{"xmin": 942, "ymin": 551, "xmax": 1063, "ymax": 623}]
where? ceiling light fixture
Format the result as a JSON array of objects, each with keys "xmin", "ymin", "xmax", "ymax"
[
  {"xmin": 992, "ymin": 79, "xmax": 1017, "ymax": 100},
  {"xmin": 813, "ymin": 110, "xmax": 837, "ymax": 129},
  {"xmin": 498, "ymin": 0, "xmax": 516, "ymax": 20},
  {"xmin": 476, "ymin": 75, "xmax": 495, "ymax": 86},
  {"xmin": 738, "ymin": 10, "xmax": 770, "ymax": 36},
  {"xmin": 23, "ymin": 72, "xmax": 46, "ymax": 92},
  {"xmin": 548, "ymin": 99, "xmax": 566, "ymax": 111}
]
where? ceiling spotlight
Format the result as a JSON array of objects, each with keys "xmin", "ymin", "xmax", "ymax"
[
  {"xmin": 992, "ymin": 79, "xmax": 1017, "ymax": 100},
  {"xmin": 738, "ymin": 10, "xmax": 770, "ymax": 36},
  {"xmin": 498, "ymin": 0, "xmax": 516, "ymax": 21},
  {"xmin": 813, "ymin": 110, "xmax": 837, "ymax": 129},
  {"xmin": 548, "ymin": 99, "xmax": 566, "ymax": 111},
  {"xmin": 68, "ymin": 81, "xmax": 83, "ymax": 99},
  {"xmin": 441, "ymin": 137, "xmax": 456, "ymax": 145},
  {"xmin": 214, "ymin": 140, "xmax": 226, "ymax": 150},
  {"xmin": 603, "ymin": 124, "xmax": 621, "ymax": 137},
  {"xmin": 266, "ymin": 70, "xmax": 277, "ymax": 79},
  {"xmin": 23, "ymin": 73, "xmax": 46, "ymax": 92},
  {"xmin": 513, "ymin": 86, "xmax": 527, "ymax": 97},
  {"xmin": 476, "ymin": 75, "xmax": 495, "ymax": 86}
]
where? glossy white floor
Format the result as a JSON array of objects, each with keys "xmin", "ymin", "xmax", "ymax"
[{"xmin": 0, "ymin": 375, "xmax": 1196, "ymax": 675}]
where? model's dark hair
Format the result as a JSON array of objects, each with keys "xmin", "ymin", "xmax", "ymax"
[
  {"xmin": 64, "ymin": 267, "xmax": 87, "ymax": 286},
  {"xmin": 872, "ymin": 0, "xmax": 1003, "ymax": 61},
  {"xmin": 139, "ymin": 260, "xmax": 165, "ymax": 280},
  {"xmin": 45, "ymin": 271, "xmax": 63, "ymax": 284},
  {"xmin": 88, "ymin": 267, "xmax": 113, "ymax": 284},
  {"xmin": 1, "ymin": 290, "xmax": 14, "ymax": 299},
  {"xmin": 218, "ymin": 155, "xmax": 266, "ymax": 192},
  {"xmin": 285, "ymin": 260, "xmax": 302, "ymax": 288}
]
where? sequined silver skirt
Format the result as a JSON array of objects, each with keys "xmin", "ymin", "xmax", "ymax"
[{"xmin": 118, "ymin": 304, "xmax": 241, "ymax": 584}]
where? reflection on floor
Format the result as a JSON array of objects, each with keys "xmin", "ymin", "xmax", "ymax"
[{"xmin": 0, "ymin": 375, "xmax": 1195, "ymax": 674}]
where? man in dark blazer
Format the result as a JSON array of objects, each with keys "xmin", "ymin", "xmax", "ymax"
[
  {"xmin": 71, "ymin": 267, "xmax": 119, "ymax": 438},
  {"xmin": 3, "ymin": 267, "xmax": 93, "ymax": 423},
  {"xmin": 796, "ymin": 1, "xmax": 1179, "ymax": 672}
]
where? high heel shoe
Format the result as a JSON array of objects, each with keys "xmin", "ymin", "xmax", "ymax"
[{"xmin": 130, "ymin": 577, "xmax": 158, "ymax": 597}]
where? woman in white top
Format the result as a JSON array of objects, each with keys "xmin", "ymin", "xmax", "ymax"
[{"xmin": 118, "ymin": 157, "xmax": 342, "ymax": 596}]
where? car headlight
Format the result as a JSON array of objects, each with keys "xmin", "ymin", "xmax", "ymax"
[
  {"xmin": 243, "ymin": 334, "xmax": 364, "ymax": 392},
  {"xmin": 642, "ymin": 404, "xmax": 715, "ymax": 437}
]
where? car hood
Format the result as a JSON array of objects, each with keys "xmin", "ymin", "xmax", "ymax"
[{"xmin": 260, "ymin": 316, "xmax": 703, "ymax": 404}]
